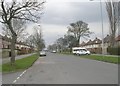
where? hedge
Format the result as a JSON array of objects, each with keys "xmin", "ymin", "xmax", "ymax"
[{"xmin": 107, "ymin": 46, "xmax": 120, "ymax": 55}]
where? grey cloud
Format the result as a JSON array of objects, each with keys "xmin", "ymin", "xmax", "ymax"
[{"xmin": 41, "ymin": 2, "xmax": 108, "ymax": 26}]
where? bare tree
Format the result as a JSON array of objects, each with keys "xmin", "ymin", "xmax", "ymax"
[
  {"xmin": 0, "ymin": 0, "xmax": 45, "ymax": 65},
  {"xmin": 106, "ymin": 0, "xmax": 119, "ymax": 47},
  {"xmin": 32, "ymin": 26, "xmax": 45, "ymax": 55},
  {"xmin": 2, "ymin": 19, "xmax": 27, "ymax": 41},
  {"xmin": 25, "ymin": 35, "xmax": 35, "ymax": 47},
  {"xmin": 67, "ymin": 21, "xmax": 92, "ymax": 46}
]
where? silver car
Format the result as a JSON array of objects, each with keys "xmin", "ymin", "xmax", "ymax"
[{"xmin": 40, "ymin": 51, "xmax": 46, "ymax": 56}]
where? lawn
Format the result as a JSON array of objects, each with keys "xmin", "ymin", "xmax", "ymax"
[
  {"xmin": 80, "ymin": 55, "xmax": 119, "ymax": 64},
  {"xmin": 59, "ymin": 52, "xmax": 119, "ymax": 64},
  {"xmin": 2, "ymin": 54, "xmax": 39, "ymax": 73},
  {"xmin": 0, "ymin": 65, "xmax": 1, "ymax": 72}
]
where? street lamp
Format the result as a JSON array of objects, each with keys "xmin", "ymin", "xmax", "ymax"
[{"xmin": 90, "ymin": 0, "xmax": 104, "ymax": 55}]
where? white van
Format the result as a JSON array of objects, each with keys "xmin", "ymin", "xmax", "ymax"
[{"xmin": 72, "ymin": 47, "xmax": 90, "ymax": 55}]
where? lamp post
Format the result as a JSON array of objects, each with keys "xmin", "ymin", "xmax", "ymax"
[{"xmin": 90, "ymin": 0, "xmax": 104, "ymax": 55}]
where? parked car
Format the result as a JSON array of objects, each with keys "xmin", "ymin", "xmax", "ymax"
[
  {"xmin": 40, "ymin": 51, "xmax": 46, "ymax": 56},
  {"xmin": 72, "ymin": 47, "xmax": 90, "ymax": 55},
  {"xmin": 52, "ymin": 50, "xmax": 56, "ymax": 53},
  {"xmin": 76, "ymin": 49, "xmax": 90, "ymax": 55}
]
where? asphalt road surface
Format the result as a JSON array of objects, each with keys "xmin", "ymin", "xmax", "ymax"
[{"xmin": 2, "ymin": 52, "xmax": 118, "ymax": 84}]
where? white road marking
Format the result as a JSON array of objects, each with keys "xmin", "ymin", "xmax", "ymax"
[
  {"xmin": 13, "ymin": 80, "xmax": 17, "ymax": 83},
  {"xmin": 20, "ymin": 73, "xmax": 23, "ymax": 77},
  {"xmin": 12, "ymin": 70, "xmax": 27, "ymax": 84},
  {"xmin": 17, "ymin": 77, "xmax": 20, "ymax": 80}
]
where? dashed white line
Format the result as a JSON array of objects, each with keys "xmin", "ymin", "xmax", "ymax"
[
  {"xmin": 13, "ymin": 80, "xmax": 17, "ymax": 83},
  {"xmin": 17, "ymin": 77, "xmax": 20, "ymax": 80},
  {"xmin": 12, "ymin": 70, "xmax": 27, "ymax": 84},
  {"xmin": 20, "ymin": 73, "xmax": 23, "ymax": 77}
]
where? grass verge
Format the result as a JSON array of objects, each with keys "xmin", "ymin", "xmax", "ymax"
[
  {"xmin": 2, "ymin": 54, "xmax": 39, "ymax": 73},
  {"xmin": 59, "ymin": 52, "xmax": 119, "ymax": 64},
  {"xmin": 0, "ymin": 65, "xmax": 1, "ymax": 72},
  {"xmin": 80, "ymin": 55, "xmax": 119, "ymax": 64}
]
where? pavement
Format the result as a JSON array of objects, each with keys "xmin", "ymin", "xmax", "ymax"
[
  {"xmin": 1, "ymin": 53, "xmax": 35, "ymax": 64},
  {"xmin": 2, "ymin": 52, "xmax": 118, "ymax": 84}
]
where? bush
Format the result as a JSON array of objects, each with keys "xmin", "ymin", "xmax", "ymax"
[{"xmin": 107, "ymin": 46, "xmax": 120, "ymax": 55}]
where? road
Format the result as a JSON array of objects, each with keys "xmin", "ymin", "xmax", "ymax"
[{"xmin": 2, "ymin": 52, "xmax": 118, "ymax": 84}]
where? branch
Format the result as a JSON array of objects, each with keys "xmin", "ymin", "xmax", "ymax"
[{"xmin": 13, "ymin": 16, "xmax": 37, "ymax": 23}]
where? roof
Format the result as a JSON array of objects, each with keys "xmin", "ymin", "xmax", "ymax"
[
  {"xmin": 86, "ymin": 39, "xmax": 93, "ymax": 45},
  {"xmin": 80, "ymin": 41, "xmax": 86, "ymax": 46},
  {"xmin": 2, "ymin": 35, "xmax": 11, "ymax": 42},
  {"xmin": 92, "ymin": 37, "xmax": 102, "ymax": 44},
  {"xmin": 0, "ymin": 34, "xmax": 3, "ymax": 39},
  {"xmin": 116, "ymin": 35, "xmax": 120, "ymax": 41},
  {"xmin": 103, "ymin": 34, "xmax": 111, "ymax": 43}
]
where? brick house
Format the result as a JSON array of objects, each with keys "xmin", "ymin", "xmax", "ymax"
[
  {"xmin": 79, "ymin": 34, "xmax": 120, "ymax": 54},
  {"xmin": 80, "ymin": 38, "xmax": 102, "ymax": 54},
  {"xmin": 0, "ymin": 34, "xmax": 34, "ymax": 58},
  {"xmin": 92, "ymin": 37, "xmax": 102, "ymax": 54},
  {"xmin": 0, "ymin": 35, "xmax": 13, "ymax": 58},
  {"xmin": 16, "ymin": 41, "xmax": 34, "ymax": 55},
  {"xmin": 115, "ymin": 35, "xmax": 120, "ymax": 46}
]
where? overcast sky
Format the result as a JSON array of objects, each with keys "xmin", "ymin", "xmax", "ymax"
[
  {"xmin": 0, "ymin": 0, "xmax": 111, "ymax": 47},
  {"xmin": 39, "ymin": 0, "xmax": 110, "ymax": 46}
]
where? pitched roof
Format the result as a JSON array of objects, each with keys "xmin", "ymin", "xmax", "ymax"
[
  {"xmin": 0, "ymin": 34, "xmax": 3, "ymax": 39},
  {"xmin": 92, "ymin": 37, "xmax": 102, "ymax": 44},
  {"xmin": 116, "ymin": 35, "xmax": 120, "ymax": 41},
  {"xmin": 103, "ymin": 34, "xmax": 111, "ymax": 43},
  {"xmin": 86, "ymin": 39, "xmax": 93, "ymax": 45},
  {"xmin": 80, "ymin": 41, "xmax": 86, "ymax": 46},
  {"xmin": 2, "ymin": 35, "xmax": 11, "ymax": 42}
]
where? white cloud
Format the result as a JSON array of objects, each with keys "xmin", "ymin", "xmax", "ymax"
[{"xmin": 41, "ymin": 24, "xmax": 67, "ymax": 45}]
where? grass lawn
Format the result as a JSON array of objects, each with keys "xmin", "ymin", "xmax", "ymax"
[
  {"xmin": 59, "ymin": 52, "xmax": 119, "ymax": 64},
  {"xmin": 2, "ymin": 54, "xmax": 39, "ymax": 73},
  {"xmin": 80, "ymin": 55, "xmax": 119, "ymax": 64},
  {"xmin": 0, "ymin": 65, "xmax": 1, "ymax": 72}
]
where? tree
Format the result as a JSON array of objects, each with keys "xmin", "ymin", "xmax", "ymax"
[
  {"xmin": 25, "ymin": 35, "xmax": 35, "ymax": 47},
  {"xmin": 105, "ymin": 0, "xmax": 119, "ymax": 47},
  {"xmin": 0, "ymin": 0, "xmax": 45, "ymax": 65},
  {"xmin": 32, "ymin": 26, "xmax": 45, "ymax": 55},
  {"xmin": 55, "ymin": 35, "xmax": 78, "ymax": 53},
  {"xmin": 2, "ymin": 19, "xmax": 27, "ymax": 41},
  {"xmin": 67, "ymin": 21, "xmax": 92, "ymax": 46},
  {"xmin": 64, "ymin": 35, "xmax": 78, "ymax": 52}
]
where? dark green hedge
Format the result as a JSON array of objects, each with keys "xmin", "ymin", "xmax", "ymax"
[{"xmin": 107, "ymin": 46, "xmax": 120, "ymax": 55}]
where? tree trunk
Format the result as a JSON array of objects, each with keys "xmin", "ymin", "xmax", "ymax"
[
  {"xmin": 77, "ymin": 39, "xmax": 80, "ymax": 47},
  {"xmin": 10, "ymin": 34, "xmax": 17, "ymax": 66},
  {"xmin": 110, "ymin": 32, "xmax": 115, "ymax": 47},
  {"xmin": 7, "ymin": 21, "xmax": 17, "ymax": 66}
]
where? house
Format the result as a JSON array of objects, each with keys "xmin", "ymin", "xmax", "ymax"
[
  {"xmin": 79, "ymin": 37, "xmax": 102, "ymax": 54},
  {"xmin": 79, "ymin": 41, "xmax": 86, "ymax": 47},
  {"xmin": 115, "ymin": 35, "xmax": 120, "ymax": 46},
  {"xmin": 0, "ymin": 34, "xmax": 35, "ymax": 58},
  {"xmin": 1, "ymin": 35, "xmax": 13, "ymax": 58},
  {"xmin": 79, "ymin": 34, "xmax": 120, "ymax": 55},
  {"xmin": 16, "ymin": 41, "xmax": 33, "ymax": 55},
  {"xmin": 92, "ymin": 37, "xmax": 102, "ymax": 54}
]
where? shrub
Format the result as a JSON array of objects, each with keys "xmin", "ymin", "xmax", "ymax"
[{"xmin": 107, "ymin": 46, "xmax": 120, "ymax": 55}]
